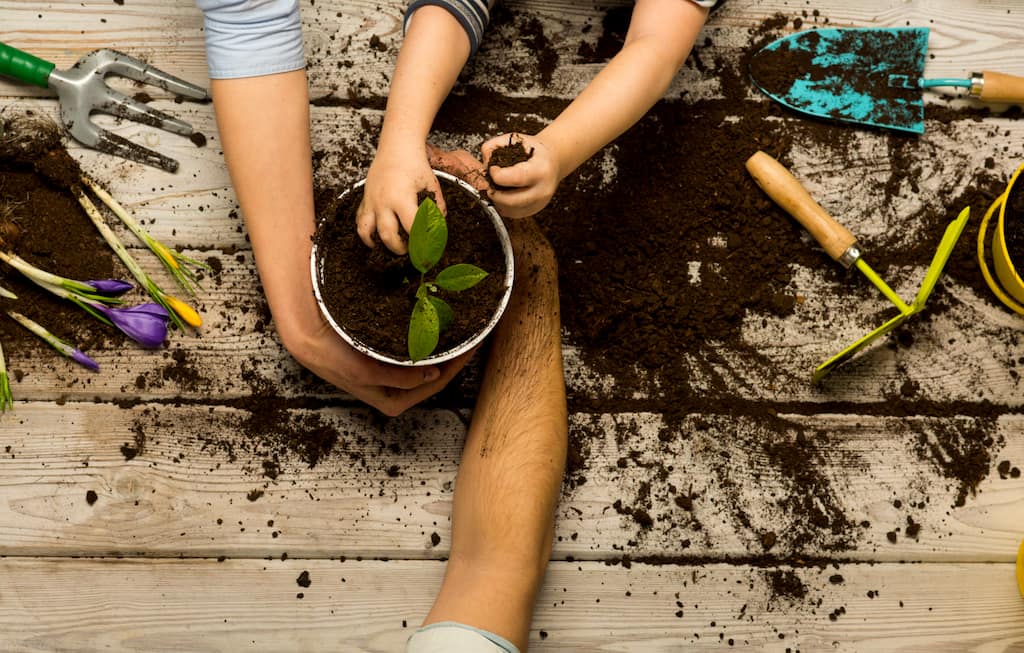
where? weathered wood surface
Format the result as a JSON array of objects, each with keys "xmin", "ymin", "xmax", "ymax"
[
  {"xmin": 1, "ymin": 0, "xmax": 1023, "ymax": 650},
  {"xmin": 0, "ymin": 403, "xmax": 1020, "ymax": 561},
  {"xmin": 3, "ymin": 0, "xmax": 1024, "ymax": 100},
  {"xmin": 1, "ymin": 558, "xmax": 1021, "ymax": 652},
  {"xmin": 0, "ymin": 97, "xmax": 1023, "ymax": 407}
]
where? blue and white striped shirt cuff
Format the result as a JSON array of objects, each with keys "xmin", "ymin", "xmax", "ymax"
[
  {"xmin": 404, "ymin": 0, "xmax": 494, "ymax": 56},
  {"xmin": 404, "ymin": 0, "xmax": 717, "ymax": 58}
]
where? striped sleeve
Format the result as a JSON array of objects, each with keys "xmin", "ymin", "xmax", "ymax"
[{"xmin": 404, "ymin": 0, "xmax": 495, "ymax": 56}]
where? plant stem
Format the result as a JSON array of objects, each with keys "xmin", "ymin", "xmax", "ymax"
[
  {"xmin": 81, "ymin": 175, "xmax": 210, "ymax": 295},
  {"xmin": 7, "ymin": 311, "xmax": 99, "ymax": 371},
  {"xmin": 0, "ymin": 337, "xmax": 11, "ymax": 412},
  {"xmin": 73, "ymin": 187, "xmax": 193, "ymax": 330}
]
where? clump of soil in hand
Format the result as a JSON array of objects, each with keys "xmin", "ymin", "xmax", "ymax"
[
  {"xmin": 314, "ymin": 177, "xmax": 508, "ymax": 361},
  {"xmin": 485, "ymin": 137, "xmax": 534, "ymax": 191}
]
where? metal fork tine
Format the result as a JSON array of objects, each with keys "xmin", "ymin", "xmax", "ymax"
[
  {"xmin": 91, "ymin": 128, "xmax": 180, "ymax": 173},
  {"xmin": 97, "ymin": 89, "xmax": 195, "ymax": 136},
  {"xmin": 102, "ymin": 51, "xmax": 209, "ymax": 101}
]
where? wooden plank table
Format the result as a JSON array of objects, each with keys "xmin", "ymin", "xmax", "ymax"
[{"xmin": 1, "ymin": 0, "xmax": 1023, "ymax": 650}]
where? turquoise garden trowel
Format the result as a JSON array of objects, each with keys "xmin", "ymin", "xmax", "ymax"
[
  {"xmin": 749, "ymin": 27, "xmax": 1024, "ymax": 134},
  {"xmin": 746, "ymin": 151, "xmax": 970, "ymax": 383}
]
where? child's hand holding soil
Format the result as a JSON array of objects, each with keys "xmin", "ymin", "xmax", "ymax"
[{"xmin": 481, "ymin": 133, "xmax": 561, "ymax": 219}]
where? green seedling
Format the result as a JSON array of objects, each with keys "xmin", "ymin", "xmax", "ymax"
[{"xmin": 407, "ymin": 197, "xmax": 488, "ymax": 361}]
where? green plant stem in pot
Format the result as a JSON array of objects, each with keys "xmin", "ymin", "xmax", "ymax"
[{"xmin": 407, "ymin": 197, "xmax": 488, "ymax": 361}]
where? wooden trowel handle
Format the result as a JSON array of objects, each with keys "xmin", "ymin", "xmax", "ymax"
[
  {"xmin": 974, "ymin": 71, "xmax": 1024, "ymax": 104},
  {"xmin": 745, "ymin": 151, "xmax": 859, "ymax": 267}
]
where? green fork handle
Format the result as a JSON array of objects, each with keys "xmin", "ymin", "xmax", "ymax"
[{"xmin": 0, "ymin": 42, "xmax": 55, "ymax": 88}]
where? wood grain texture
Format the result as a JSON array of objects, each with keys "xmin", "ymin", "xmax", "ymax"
[
  {"xmin": 0, "ymin": 0, "xmax": 1023, "ymax": 650},
  {"xmin": 0, "ymin": 558, "xmax": 1021, "ymax": 652},
  {"xmin": 0, "ymin": 403, "xmax": 1020, "ymax": 562}
]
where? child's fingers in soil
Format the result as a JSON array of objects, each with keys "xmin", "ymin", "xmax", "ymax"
[
  {"xmin": 425, "ymin": 176, "xmax": 447, "ymax": 217},
  {"xmin": 355, "ymin": 199, "xmax": 379, "ymax": 249},
  {"xmin": 356, "ymin": 206, "xmax": 407, "ymax": 255},
  {"xmin": 480, "ymin": 132, "xmax": 525, "ymax": 162},
  {"xmin": 376, "ymin": 211, "xmax": 409, "ymax": 255}
]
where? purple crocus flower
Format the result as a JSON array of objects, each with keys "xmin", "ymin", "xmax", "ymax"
[
  {"xmin": 71, "ymin": 349, "xmax": 100, "ymax": 371},
  {"xmin": 86, "ymin": 279, "xmax": 134, "ymax": 296},
  {"xmin": 93, "ymin": 302, "xmax": 170, "ymax": 348}
]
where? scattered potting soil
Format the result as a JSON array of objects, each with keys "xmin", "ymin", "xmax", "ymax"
[
  {"xmin": 414, "ymin": 7, "xmax": 1020, "ymax": 555},
  {"xmin": 748, "ymin": 28, "xmax": 924, "ymax": 131},
  {"xmin": 314, "ymin": 177, "xmax": 508, "ymax": 361}
]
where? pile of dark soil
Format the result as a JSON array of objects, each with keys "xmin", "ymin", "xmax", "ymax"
[
  {"xmin": 314, "ymin": 178, "xmax": 508, "ymax": 361},
  {"xmin": 0, "ymin": 115, "xmax": 129, "ymax": 361}
]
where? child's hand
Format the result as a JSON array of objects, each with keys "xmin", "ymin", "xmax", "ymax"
[
  {"xmin": 358, "ymin": 144, "xmax": 446, "ymax": 255},
  {"xmin": 481, "ymin": 133, "xmax": 561, "ymax": 219}
]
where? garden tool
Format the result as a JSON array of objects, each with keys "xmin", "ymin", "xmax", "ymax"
[
  {"xmin": 748, "ymin": 27, "xmax": 1024, "ymax": 134},
  {"xmin": 0, "ymin": 42, "xmax": 209, "ymax": 172},
  {"xmin": 745, "ymin": 151, "xmax": 970, "ymax": 383}
]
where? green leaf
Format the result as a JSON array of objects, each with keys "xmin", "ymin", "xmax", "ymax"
[
  {"xmin": 408, "ymin": 295, "xmax": 440, "ymax": 361},
  {"xmin": 408, "ymin": 198, "xmax": 447, "ymax": 274},
  {"xmin": 429, "ymin": 296, "xmax": 454, "ymax": 332},
  {"xmin": 435, "ymin": 264, "xmax": 488, "ymax": 292}
]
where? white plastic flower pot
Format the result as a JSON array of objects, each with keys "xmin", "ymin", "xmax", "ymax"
[{"xmin": 311, "ymin": 170, "xmax": 514, "ymax": 366}]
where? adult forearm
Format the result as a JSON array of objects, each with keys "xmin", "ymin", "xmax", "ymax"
[
  {"xmin": 423, "ymin": 220, "xmax": 567, "ymax": 650},
  {"xmin": 210, "ymin": 70, "xmax": 317, "ymax": 339}
]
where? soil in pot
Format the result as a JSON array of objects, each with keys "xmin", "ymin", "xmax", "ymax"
[
  {"xmin": 314, "ymin": 177, "xmax": 508, "ymax": 361},
  {"xmin": 1003, "ymin": 173, "xmax": 1024, "ymax": 270}
]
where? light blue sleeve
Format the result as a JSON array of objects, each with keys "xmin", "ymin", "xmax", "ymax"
[{"xmin": 195, "ymin": 0, "xmax": 306, "ymax": 79}]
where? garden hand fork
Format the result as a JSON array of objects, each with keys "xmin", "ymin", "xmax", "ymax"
[
  {"xmin": 0, "ymin": 42, "xmax": 209, "ymax": 173},
  {"xmin": 746, "ymin": 151, "xmax": 970, "ymax": 383}
]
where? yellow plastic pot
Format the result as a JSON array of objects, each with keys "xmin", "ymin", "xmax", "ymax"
[
  {"xmin": 1018, "ymin": 539, "xmax": 1024, "ymax": 599},
  {"xmin": 978, "ymin": 162, "xmax": 1024, "ymax": 315},
  {"xmin": 994, "ymin": 163, "xmax": 1024, "ymax": 302}
]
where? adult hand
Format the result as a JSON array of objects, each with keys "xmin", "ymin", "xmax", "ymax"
[
  {"xmin": 276, "ymin": 301, "xmax": 475, "ymax": 417},
  {"xmin": 357, "ymin": 142, "xmax": 446, "ymax": 255},
  {"xmin": 480, "ymin": 133, "xmax": 561, "ymax": 219},
  {"xmin": 427, "ymin": 143, "xmax": 489, "ymax": 192}
]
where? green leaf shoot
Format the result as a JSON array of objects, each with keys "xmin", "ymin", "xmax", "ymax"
[
  {"xmin": 429, "ymin": 296, "xmax": 454, "ymax": 333},
  {"xmin": 435, "ymin": 264, "xmax": 488, "ymax": 292},
  {"xmin": 405, "ymin": 195, "xmax": 490, "ymax": 361},
  {"xmin": 408, "ymin": 295, "xmax": 439, "ymax": 362},
  {"xmin": 408, "ymin": 197, "xmax": 447, "ymax": 274}
]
